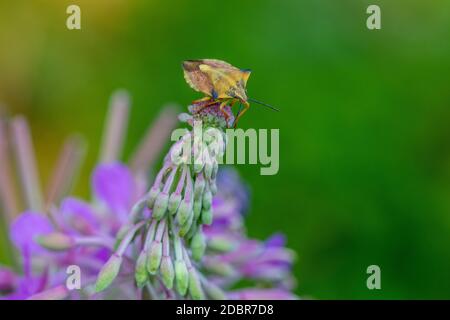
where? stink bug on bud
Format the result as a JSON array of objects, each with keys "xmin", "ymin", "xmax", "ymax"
[{"xmin": 182, "ymin": 59, "xmax": 278, "ymax": 127}]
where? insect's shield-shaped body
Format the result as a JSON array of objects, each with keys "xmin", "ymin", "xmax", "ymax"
[
  {"xmin": 182, "ymin": 59, "xmax": 251, "ymax": 103},
  {"xmin": 182, "ymin": 59, "xmax": 277, "ymax": 128}
]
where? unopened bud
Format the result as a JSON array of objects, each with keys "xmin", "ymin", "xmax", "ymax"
[
  {"xmin": 95, "ymin": 254, "xmax": 123, "ymax": 292},
  {"xmin": 168, "ymin": 193, "xmax": 182, "ymax": 215},
  {"xmin": 211, "ymin": 161, "xmax": 219, "ymax": 180},
  {"xmin": 203, "ymin": 130, "xmax": 213, "ymax": 145},
  {"xmin": 193, "ymin": 175, "xmax": 206, "ymax": 200},
  {"xmin": 191, "ymin": 229, "xmax": 206, "ymax": 261},
  {"xmin": 193, "ymin": 199, "xmax": 202, "ymax": 220},
  {"xmin": 130, "ymin": 198, "xmax": 148, "ymax": 223},
  {"xmin": 185, "ymin": 222, "xmax": 198, "ymax": 240},
  {"xmin": 175, "ymin": 260, "xmax": 189, "ymax": 296},
  {"xmin": 147, "ymin": 186, "xmax": 160, "ymax": 208},
  {"xmin": 153, "ymin": 192, "xmax": 169, "ymax": 220},
  {"xmin": 176, "ymin": 199, "xmax": 192, "ymax": 226},
  {"xmin": 202, "ymin": 188, "xmax": 212, "ymax": 210},
  {"xmin": 210, "ymin": 180, "xmax": 217, "ymax": 195},
  {"xmin": 178, "ymin": 213, "xmax": 194, "ymax": 237},
  {"xmin": 135, "ymin": 250, "xmax": 148, "ymax": 288},
  {"xmin": 204, "ymin": 260, "xmax": 235, "ymax": 277},
  {"xmin": 188, "ymin": 268, "xmax": 205, "ymax": 300},
  {"xmin": 160, "ymin": 255, "xmax": 175, "ymax": 289},
  {"xmin": 37, "ymin": 233, "xmax": 74, "ymax": 251},
  {"xmin": 204, "ymin": 161, "xmax": 213, "ymax": 179},
  {"xmin": 201, "ymin": 208, "xmax": 213, "ymax": 225},
  {"xmin": 203, "ymin": 281, "xmax": 227, "ymax": 300},
  {"xmin": 193, "ymin": 159, "xmax": 204, "ymax": 173},
  {"xmin": 208, "ymin": 237, "xmax": 235, "ymax": 252},
  {"xmin": 146, "ymin": 241, "xmax": 163, "ymax": 274}
]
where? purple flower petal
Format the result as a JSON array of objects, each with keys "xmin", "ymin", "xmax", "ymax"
[
  {"xmin": 265, "ymin": 233, "xmax": 286, "ymax": 248},
  {"xmin": 15, "ymin": 272, "xmax": 48, "ymax": 299},
  {"xmin": 0, "ymin": 267, "xmax": 17, "ymax": 292},
  {"xmin": 92, "ymin": 163, "xmax": 135, "ymax": 220},
  {"xmin": 59, "ymin": 197, "xmax": 100, "ymax": 235},
  {"xmin": 27, "ymin": 285, "xmax": 69, "ymax": 300},
  {"xmin": 216, "ymin": 167, "xmax": 250, "ymax": 215},
  {"xmin": 10, "ymin": 212, "xmax": 54, "ymax": 254}
]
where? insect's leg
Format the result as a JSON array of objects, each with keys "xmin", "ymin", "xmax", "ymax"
[
  {"xmin": 219, "ymin": 99, "xmax": 233, "ymax": 127},
  {"xmin": 192, "ymin": 96, "xmax": 212, "ymax": 104},
  {"xmin": 234, "ymin": 103, "xmax": 243, "ymax": 125},
  {"xmin": 233, "ymin": 101, "xmax": 250, "ymax": 128}
]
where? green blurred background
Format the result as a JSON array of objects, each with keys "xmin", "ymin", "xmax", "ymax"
[{"xmin": 1, "ymin": 0, "xmax": 450, "ymax": 299}]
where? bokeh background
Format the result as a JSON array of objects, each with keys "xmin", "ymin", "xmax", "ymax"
[{"xmin": 1, "ymin": 0, "xmax": 450, "ymax": 299}]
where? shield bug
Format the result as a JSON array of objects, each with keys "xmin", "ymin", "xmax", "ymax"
[{"xmin": 182, "ymin": 59, "xmax": 278, "ymax": 127}]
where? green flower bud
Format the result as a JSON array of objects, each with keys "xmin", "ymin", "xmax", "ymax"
[
  {"xmin": 202, "ymin": 188, "xmax": 212, "ymax": 210},
  {"xmin": 135, "ymin": 250, "xmax": 148, "ymax": 288},
  {"xmin": 193, "ymin": 199, "xmax": 202, "ymax": 220},
  {"xmin": 152, "ymin": 192, "xmax": 169, "ymax": 220},
  {"xmin": 146, "ymin": 241, "xmax": 163, "ymax": 274},
  {"xmin": 203, "ymin": 281, "xmax": 227, "ymax": 300},
  {"xmin": 160, "ymin": 256, "xmax": 175, "ymax": 289},
  {"xmin": 193, "ymin": 160, "xmax": 204, "ymax": 174},
  {"xmin": 129, "ymin": 198, "xmax": 148, "ymax": 223},
  {"xmin": 147, "ymin": 186, "xmax": 160, "ymax": 208},
  {"xmin": 204, "ymin": 161, "xmax": 213, "ymax": 179},
  {"xmin": 176, "ymin": 199, "xmax": 192, "ymax": 226},
  {"xmin": 203, "ymin": 130, "xmax": 214, "ymax": 145},
  {"xmin": 204, "ymin": 260, "xmax": 235, "ymax": 277},
  {"xmin": 188, "ymin": 268, "xmax": 205, "ymax": 300},
  {"xmin": 37, "ymin": 233, "xmax": 74, "ymax": 251},
  {"xmin": 201, "ymin": 207, "xmax": 213, "ymax": 225},
  {"xmin": 193, "ymin": 175, "xmax": 206, "ymax": 200},
  {"xmin": 95, "ymin": 254, "xmax": 123, "ymax": 292},
  {"xmin": 208, "ymin": 237, "xmax": 235, "ymax": 252},
  {"xmin": 211, "ymin": 161, "xmax": 219, "ymax": 180},
  {"xmin": 175, "ymin": 260, "xmax": 189, "ymax": 296},
  {"xmin": 185, "ymin": 222, "xmax": 198, "ymax": 240},
  {"xmin": 190, "ymin": 229, "xmax": 206, "ymax": 261},
  {"xmin": 168, "ymin": 193, "xmax": 182, "ymax": 215},
  {"xmin": 178, "ymin": 212, "xmax": 193, "ymax": 237},
  {"xmin": 210, "ymin": 180, "xmax": 217, "ymax": 195}
]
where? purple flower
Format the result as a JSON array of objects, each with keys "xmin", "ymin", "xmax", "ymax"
[
  {"xmin": 10, "ymin": 212, "xmax": 54, "ymax": 255},
  {"xmin": 0, "ymin": 267, "xmax": 16, "ymax": 294},
  {"xmin": 202, "ymin": 170, "xmax": 297, "ymax": 298},
  {"xmin": 216, "ymin": 167, "xmax": 250, "ymax": 215},
  {"xmin": 2, "ymin": 162, "xmax": 145, "ymax": 300},
  {"xmin": 266, "ymin": 233, "xmax": 286, "ymax": 247},
  {"xmin": 59, "ymin": 198, "xmax": 100, "ymax": 235},
  {"xmin": 92, "ymin": 163, "xmax": 136, "ymax": 223},
  {"xmin": 0, "ymin": 92, "xmax": 298, "ymax": 300}
]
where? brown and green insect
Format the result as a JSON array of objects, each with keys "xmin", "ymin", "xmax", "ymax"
[{"xmin": 182, "ymin": 59, "xmax": 278, "ymax": 127}]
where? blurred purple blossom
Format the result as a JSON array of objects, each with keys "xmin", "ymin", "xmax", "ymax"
[{"xmin": 0, "ymin": 92, "xmax": 297, "ymax": 300}]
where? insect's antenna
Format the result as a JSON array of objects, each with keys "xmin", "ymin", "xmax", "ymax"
[{"xmin": 248, "ymin": 98, "xmax": 280, "ymax": 112}]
